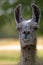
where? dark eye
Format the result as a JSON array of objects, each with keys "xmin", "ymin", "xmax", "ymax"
[
  {"xmin": 34, "ymin": 27, "xmax": 38, "ymax": 30},
  {"xmin": 17, "ymin": 27, "xmax": 22, "ymax": 31},
  {"xmin": 23, "ymin": 31, "xmax": 26, "ymax": 34},
  {"xmin": 17, "ymin": 28, "xmax": 20, "ymax": 31}
]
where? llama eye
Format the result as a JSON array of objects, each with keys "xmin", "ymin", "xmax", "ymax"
[
  {"xmin": 17, "ymin": 27, "xmax": 22, "ymax": 31},
  {"xmin": 33, "ymin": 27, "xmax": 38, "ymax": 30},
  {"xmin": 17, "ymin": 28, "xmax": 20, "ymax": 31},
  {"xmin": 23, "ymin": 31, "xmax": 26, "ymax": 34}
]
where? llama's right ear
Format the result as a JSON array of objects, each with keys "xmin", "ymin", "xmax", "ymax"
[{"xmin": 14, "ymin": 4, "xmax": 23, "ymax": 23}]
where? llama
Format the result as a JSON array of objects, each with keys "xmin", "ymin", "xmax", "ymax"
[{"xmin": 14, "ymin": 3, "xmax": 41, "ymax": 65}]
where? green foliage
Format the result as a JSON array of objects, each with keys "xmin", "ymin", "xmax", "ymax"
[{"xmin": 3, "ymin": 2, "xmax": 11, "ymax": 10}]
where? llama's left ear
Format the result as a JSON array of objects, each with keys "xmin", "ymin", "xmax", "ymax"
[
  {"xmin": 31, "ymin": 3, "xmax": 41, "ymax": 24},
  {"xmin": 14, "ymin": 4, "xmax": 23, "ymax": 23}
]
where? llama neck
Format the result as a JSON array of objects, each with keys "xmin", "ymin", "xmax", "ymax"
[{"xmin": 21, "ymin": 39, "xmax": 36, "ymax": 65}]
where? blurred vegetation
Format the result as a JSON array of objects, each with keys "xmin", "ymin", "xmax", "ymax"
[
  {"xmin": 0, "ymin": 50, "xmax": 20, "ymax": 64},
  {"xmin": 0, "ymin": 0, "xmax": 43, "ymax": 38}
]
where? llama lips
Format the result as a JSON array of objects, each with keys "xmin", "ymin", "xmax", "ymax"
[{"xmin": 23, "ymin": 39, "xmax": 29, "ymax": 42}]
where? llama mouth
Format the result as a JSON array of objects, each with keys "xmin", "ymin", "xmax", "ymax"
[
  {"xmin": 23, "ymin": 39, "xmax": 29, "ymax": 42},
  {"xmin": 24, "ymin": 41, "xmax": 29, "ymax": 43},
  {"xmin": 22, "ymin": 45, "xmax": 31, "ymax": 50}
]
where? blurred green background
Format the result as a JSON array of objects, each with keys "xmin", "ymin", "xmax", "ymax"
[{"xmin": 0, "ymin": 0, "xmax": 43, "ymax": 38}]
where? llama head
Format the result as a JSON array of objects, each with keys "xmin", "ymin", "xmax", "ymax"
[{"xmin": 14, "ymin": 3, "xmax": 41, "ymax": 47}]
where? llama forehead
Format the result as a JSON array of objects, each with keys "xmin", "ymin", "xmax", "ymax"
[
  {"xmin": 21, "ymin": 19, "xmax": 37, "ymax": 30},
  {"xmin": 22, "ymin": 19, "xmax": 31, "ymax": 25},
  {"xmin": 22, "ymin": 19, "xmax": 31, "ymax": 28}
]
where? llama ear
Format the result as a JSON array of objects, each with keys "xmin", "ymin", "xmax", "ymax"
[
  {"xmin": 31, "ymin": 3, "xmax": 41, "ymax": 24},
  {"xmin": 14, "ymin": 4, "xmax": 23, "ymax": 23}
]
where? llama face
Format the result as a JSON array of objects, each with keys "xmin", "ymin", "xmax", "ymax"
[
  {"xmin": 15, "ymin": 4, "xmax": 41, "ymax": 47},
  {"xmin": 19, "ymin": 19, "xmax": 38, "ymax": 47}
]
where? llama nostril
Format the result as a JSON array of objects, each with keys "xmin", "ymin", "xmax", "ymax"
[
  {"xmin": 27, "ymin": 31, "xmax": 30, "ymax": 34},
  {"xmin": 23, "ymin": 31, "xmax": 30, "ymax": 35},
  {"xmin": 23, "ymin": 31, "xmax": 30, "ymax": 40}
]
